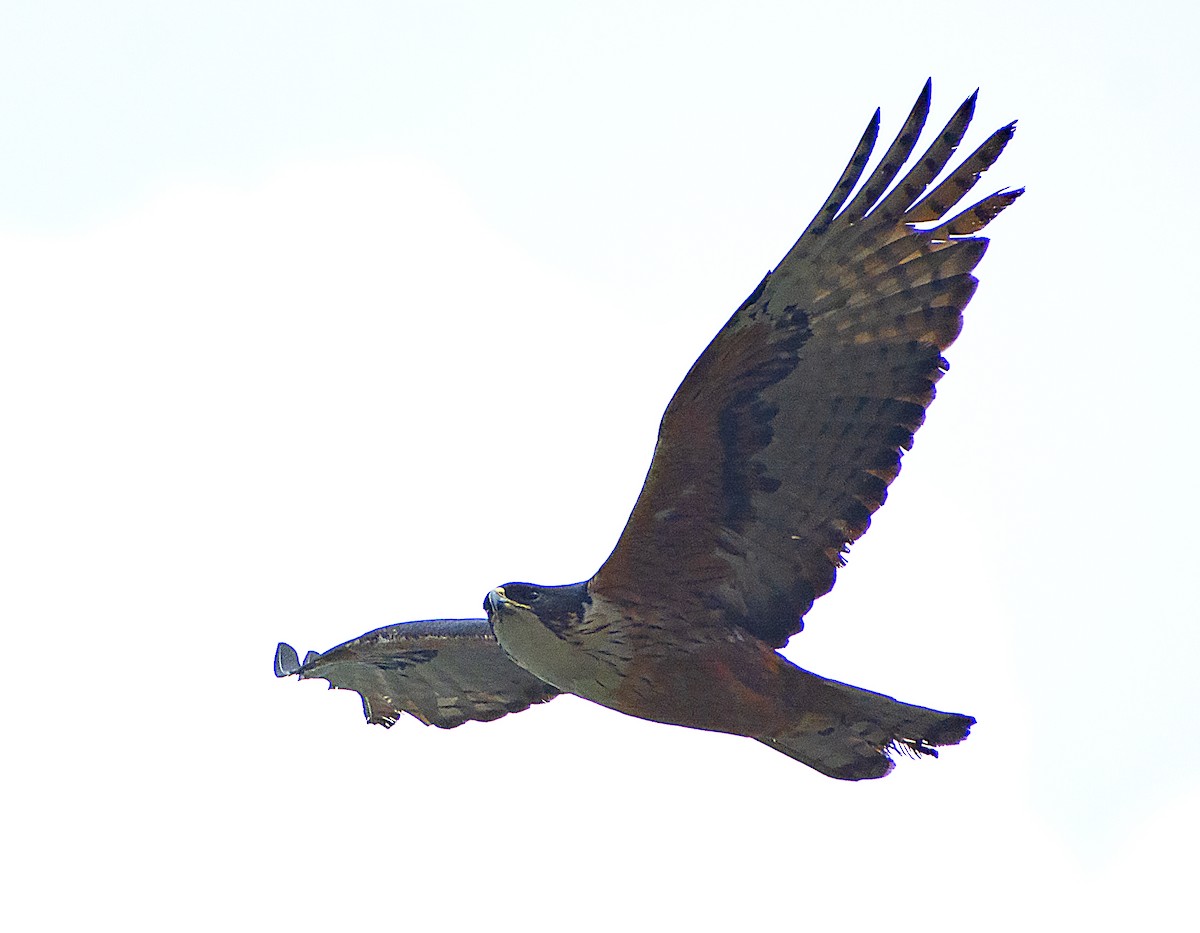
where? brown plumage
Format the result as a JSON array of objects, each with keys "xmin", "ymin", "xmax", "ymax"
[{"xmin": 276, "ymin": 80, "xmax": 1021, "ymax": 780}]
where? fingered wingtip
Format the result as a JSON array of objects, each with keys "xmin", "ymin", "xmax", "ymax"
[
  {"xmin": 274, "ymin": 642, "xmax": 301, "ymax": 677},
  {"xmin": 912, "ymin": 78, "xmax": 932, "ymax": 116}
]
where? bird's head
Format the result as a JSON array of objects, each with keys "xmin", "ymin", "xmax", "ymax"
[{"xmin": 484, "ymin": 581, "xmax": 590, "ymax": 637}]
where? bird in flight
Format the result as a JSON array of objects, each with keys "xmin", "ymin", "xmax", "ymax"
[{"xmin": 276, "ymin": 80, "xmax": 1021, "ymax": 780}]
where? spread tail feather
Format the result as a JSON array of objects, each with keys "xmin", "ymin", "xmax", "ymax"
[{"xmin": 759, "ymin": 669, "xmax": 974, "ymax": 780}]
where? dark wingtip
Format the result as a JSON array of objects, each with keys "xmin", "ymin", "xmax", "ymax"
[
  {"xmin": 912, "ymin": 78, "xmax": 932, "ymax": 119},
  {"xmin": 274, "ymin": 642, "xmax": 301, "ymax": 677}
]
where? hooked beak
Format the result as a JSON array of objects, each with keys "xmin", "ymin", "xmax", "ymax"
[{"xmin": 486, "ymin": 586, "xmax": 534, "ymax": 614}]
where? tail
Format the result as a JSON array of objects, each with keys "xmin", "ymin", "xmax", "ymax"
[{"xmin": 758, "ymin": 667, "xmax": 974, "ymax": 781}]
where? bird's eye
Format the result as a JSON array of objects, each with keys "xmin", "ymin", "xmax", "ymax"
[
  {"xmin": 485, "ymin": 584, "xmax": 541, "ymax": 611},
  {"xmin": 509, "ymin": 585, "xmax": 540, "ymax": 605}
]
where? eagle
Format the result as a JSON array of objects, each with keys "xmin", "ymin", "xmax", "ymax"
[{"xmin": 275, "ymin": 81, "xmax": 1021, "ymax": 780}]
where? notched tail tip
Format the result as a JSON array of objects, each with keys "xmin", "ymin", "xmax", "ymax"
[{"xmin": 274, "ymin": 642, "xmax": 301, "ymax": 677}]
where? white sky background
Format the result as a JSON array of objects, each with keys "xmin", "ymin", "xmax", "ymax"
[{"xmin": 3, "ymin": 1, "xmax": 1197, "ymax": 929}]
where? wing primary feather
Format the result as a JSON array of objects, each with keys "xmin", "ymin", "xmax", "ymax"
[
  {"xmin": 926, "ymin": 187, "xmax": 1025, "ymax": 240},
  {"xmin": 835, "ymin": 78, "xmax": 932, "ymax": 226},
  {"xmin": 868, "ymin": 89, "xmax": 978, "ymax": 224},
  {"xmin": 906, "ymin": 121, "xmax": 1018, "ymax": 223},
  {"xmin": 798, "ymin": 108, "xmax": 881, "ymax": 241}
]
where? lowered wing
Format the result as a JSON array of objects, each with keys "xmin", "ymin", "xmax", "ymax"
[
  {"xmin": 275, "ymin": 618, "xmax": 560, "ymax": 729},
  {"xmin": 592, "ymin": 80, "xmax": 1021, "ymax": 647}
]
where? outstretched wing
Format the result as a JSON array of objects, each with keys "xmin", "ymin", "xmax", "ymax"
[
  {"xmin": 592, "ymin": 81, "xmax": 1021, "ymax": 648},
  {"xmin": 275, "ymin": 618, "xmax": 560, "ymax": 728}
]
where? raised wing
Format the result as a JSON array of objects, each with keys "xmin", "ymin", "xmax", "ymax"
[
  {"xmin": 592, "ymin": 81, "xmax": 1021, "ymax": 647},
  {"xmin": 275, "ymin": 618, "xmax": 560, "ymax": 728}
]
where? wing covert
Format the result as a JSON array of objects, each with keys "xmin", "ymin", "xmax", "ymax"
[
  {"xmin": 275, "ymin": 618, "xmax": 560, "ymax": 729},
  {"xmin": 592, "ymin": 81, "xmax": 1022, "ymax": 647}
]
